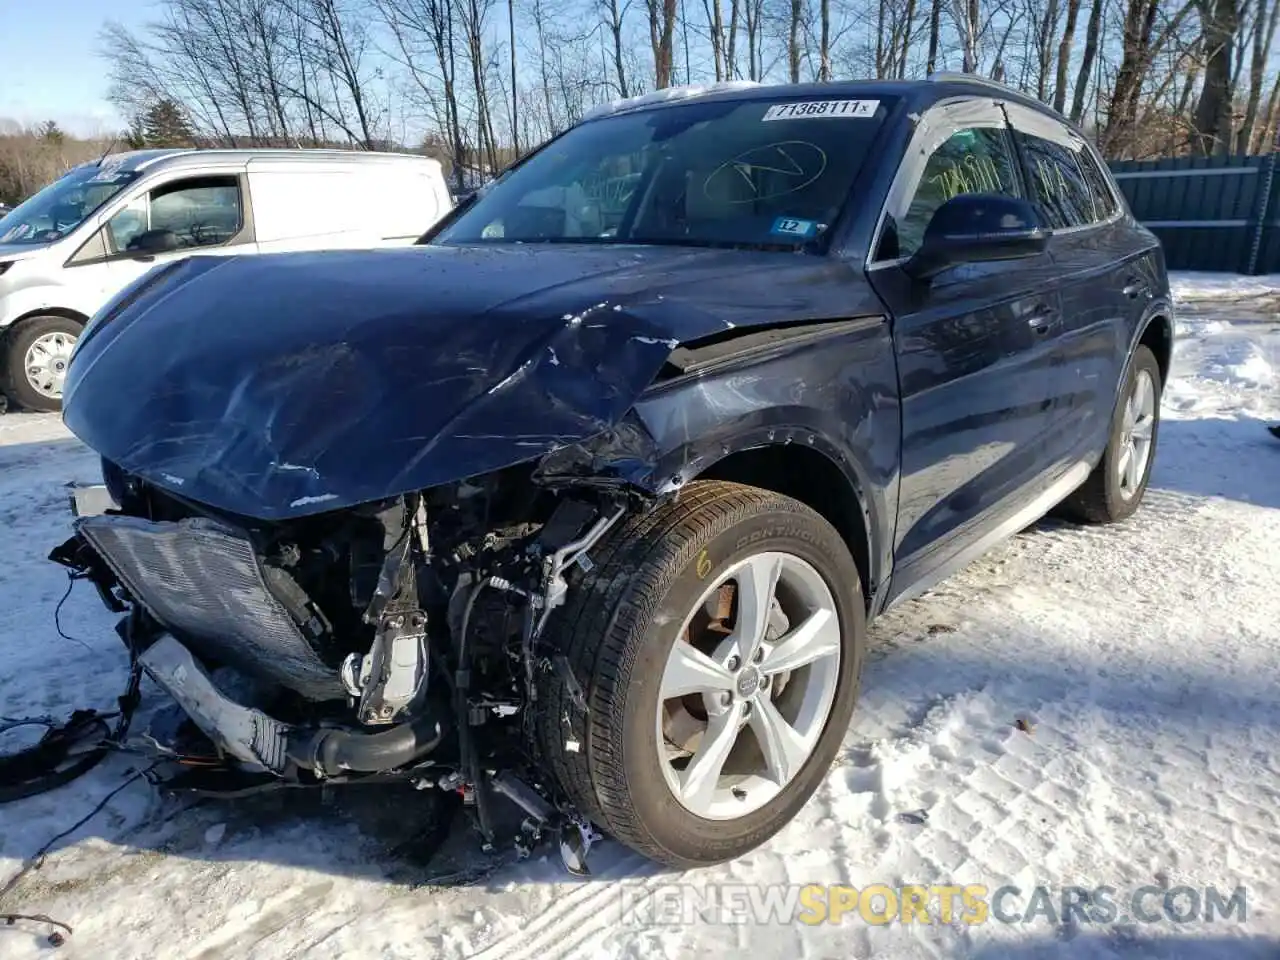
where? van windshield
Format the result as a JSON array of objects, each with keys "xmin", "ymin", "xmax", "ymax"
[
  {"xmin": 0, "ymin": 161, "xmax": 140, "ymax": 245},
  {"xmin": 434, "ymin": 93, "xmax": 895, "ymax": 251}
]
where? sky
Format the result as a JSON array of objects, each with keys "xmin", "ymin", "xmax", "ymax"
[{"xmin": 0, "ymin": 0, "xmax": 153, "ymax": 134}]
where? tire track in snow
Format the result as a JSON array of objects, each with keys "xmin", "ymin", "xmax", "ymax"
[{"xmin": 468, "ymin": 852, "xmax": 659, "ymax": 960}]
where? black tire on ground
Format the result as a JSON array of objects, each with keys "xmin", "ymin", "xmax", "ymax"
[
  {"xmin": 1, "ymin": 314, "xmax": 83, "ymax": 413},
  {"xmin": 1058, "ymin": 344, "xmax": 1162, "ymax": 524},
  {"xmin": 535, "ymin": 480, "xmax": 866, "ymax": 868}
]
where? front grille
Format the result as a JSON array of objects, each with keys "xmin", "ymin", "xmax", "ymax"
[{"xmin": 77, "ymin": 514, "xmax": 345, "ymax": 701}]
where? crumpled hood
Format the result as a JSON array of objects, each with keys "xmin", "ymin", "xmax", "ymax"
[{"xmin": 62, "ymin": 244, "xmax": 848, "ymax": 520}]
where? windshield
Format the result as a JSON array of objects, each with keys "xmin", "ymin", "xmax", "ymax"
[
  {"xmin": 0, "ymin": 160, "xmax": 140, "ymax": 245},
  {"xmin": 434, "ymin": 94, "xmax": 895, "ymax": 251}
]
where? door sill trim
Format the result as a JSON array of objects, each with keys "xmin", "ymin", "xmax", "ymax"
[{"xmin": 883, "ymin": 459, "xmax": 1093, "ymax": 611}]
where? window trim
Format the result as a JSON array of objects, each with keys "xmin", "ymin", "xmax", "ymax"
[
  {"xmin": 865, "ymin": 96, "xmax": 1022, "ymax": 271},
  {"xmin": 1000, "ymin": 101, "xmax": 1123, "ymax": 237}
]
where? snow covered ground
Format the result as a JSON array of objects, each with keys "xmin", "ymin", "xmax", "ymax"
[{"xmin": 1, "ymin": 273, "xmax": 1279, "ymax": 959}]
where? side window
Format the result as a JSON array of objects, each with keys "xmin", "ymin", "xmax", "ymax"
[
  {"xmin": 891, "ymin": 126, "xmax": 1021, "ymax": 258},
  {"xmin": 106, "ymin": 175, "xmax": 243, "ymax": 254},
  {"xmin": 1076, "ymin": 147, "xmax": 1119, "ymax": 220},
  {"xmin": 106, "ymin": 194, "xmax": 149, "ymax": 252},
  {"xmin": 1017, "ymin": 133, "xmax": 1096, "ymax": 230}
]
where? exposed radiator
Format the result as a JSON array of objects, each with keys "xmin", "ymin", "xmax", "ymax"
[{"xmin": 77, "ymin": 514, "xmax": 345, "ymax": 701}]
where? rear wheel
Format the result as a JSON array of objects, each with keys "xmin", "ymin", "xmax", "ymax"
[
  {"xmin": 2, "ymin": 315, "xmax": 82, "ymax": 413},
  {"xmin": 1059, "ymin": 344, "xmax": 1162, "ymax": 524},
  {"xmin": 536, "ymin": 481, "xmax": 865, "ymax": 868}
]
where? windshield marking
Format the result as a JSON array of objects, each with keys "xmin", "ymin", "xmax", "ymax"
[{"xmin": 706, "ymin": 141, "xmax": 827, "ymax": 203}]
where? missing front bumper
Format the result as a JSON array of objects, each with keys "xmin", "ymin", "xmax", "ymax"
[{"xmin": 139, "ymin": 634, "xmax": 291, "ymax": 773}]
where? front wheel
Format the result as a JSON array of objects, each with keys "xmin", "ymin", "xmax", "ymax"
[
  {"xmin": 2, "ymin": 315, "xmax": 83, "ymax": 413},
  {"xmin": 536, "ymin": 481, "xmax": 865, "ymax": 868}
]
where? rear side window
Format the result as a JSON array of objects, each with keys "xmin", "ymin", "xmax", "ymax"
[{"xmin": 1017, "ymin": 133, "xmax": 1097, "ymax": 230}]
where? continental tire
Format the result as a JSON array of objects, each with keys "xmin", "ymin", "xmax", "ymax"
[{"xmin": 536, "ymin": 480, "xmax": 865, "ymax": 868}]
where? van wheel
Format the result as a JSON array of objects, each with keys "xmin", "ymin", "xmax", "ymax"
[
  {"xmin": 536, "ymin": 481, "xmax": 865, "ymax": 868},
  {"xmin": 2, "ymin": 315, "xmax": 83, "ymax": 413}
]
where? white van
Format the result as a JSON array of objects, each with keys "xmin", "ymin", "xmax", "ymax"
[{"xmin": 0, "ymin": 148, "xmax": 452, "ymax": 411}]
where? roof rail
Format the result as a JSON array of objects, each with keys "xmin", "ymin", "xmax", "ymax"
[{"xmin": 925, "ymin": 71, "xmax": 1020, "ymax": 94}]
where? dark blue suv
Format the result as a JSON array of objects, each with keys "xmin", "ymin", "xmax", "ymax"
[{"xmin": 57, "ymin": 74, "xmax": 1171, "ymax": 871}]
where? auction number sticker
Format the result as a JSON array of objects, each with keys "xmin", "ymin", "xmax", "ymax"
[{"xmin": 762, "ymin": 99, "xmax": 880, "ymax": 121}]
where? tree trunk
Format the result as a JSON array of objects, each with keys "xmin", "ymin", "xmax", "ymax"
[
  {"xmin": 703, "ymin": 0, "xmax": 726, "ymax": 80},
  {"xmin": 875, "ymin": 0, "xmax": 886, "ymax": 77},
  {"xmin": 1038, "ymin": 0, "xmax": 1061, "ymax": 99},
  {"xmin": 1070, "ymin": 0, "xmax": 1103, "ymax": 124},
  {"xmin": 1257, "ymin": 68, "xmax": 1280, "ymax": 150},
  {"xmin": 819, "ymin": 0, "xmax": 830, "ymax": 79},
  {"xmin": 897, "ymin": 0, "xmax": 918, "ymax": 77},
  {"xmin": 647, "ymin": 0, "xmax": 678, "ymax": 87},
  {"xmin": 508, "ymin": 0, "xmax": 519, "ymax": 155},
  {"xmin": 1193, "ymin": 0, "xmax": 1241, "ymax": 155},
  {"xmin": 727, "ymin": 0, "xmax": 740, "ymax": 78},
  {"xmin": 927, "ymin": 0, "xmax": 942, "ymax": 73},
  {"xmin": 1237, "ymin": 0, "xmax": 1278, "ymax": 152},
  {"xmin": 789, "ymin": 0, "xmax": 802, "ymax": 81},
  {"xmin": 1053, "ymin": 0, "xmax": 1082, "ymax": 112}
]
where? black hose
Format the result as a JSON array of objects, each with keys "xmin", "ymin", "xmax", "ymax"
[{"xmin": 288, "ymin": 704, "xmax": 449, "ymax": 776}]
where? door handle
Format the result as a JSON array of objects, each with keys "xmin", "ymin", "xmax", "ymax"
[
  {"xmin": 1123, "ymin": 277, "xmax": 1147, "ymax": 299},
  {"xmin": 1027, "ymin": 303, "xmax": 1057, "ymax": 334}
]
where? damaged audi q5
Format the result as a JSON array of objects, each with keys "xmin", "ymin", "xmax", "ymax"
[{"xmin": 50, "ymin": 76, "xmax": 1172, "ymax": 871}]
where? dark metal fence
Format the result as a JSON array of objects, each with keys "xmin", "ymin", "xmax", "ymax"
[{"xmin": 1108, "ymin": 154, "xmax": 1280, "ymax": 275}]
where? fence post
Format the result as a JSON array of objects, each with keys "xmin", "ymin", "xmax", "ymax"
[{"xmin": 1247, "ymin": 135, "xmax": 1279, "ymax": 275}]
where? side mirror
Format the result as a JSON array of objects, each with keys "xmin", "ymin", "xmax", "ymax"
[
  {"xmin": 127, "ymin": 228, "xmax": 180, "ymax": 256},
  {"xmin": 904, "ymin": 194, "xmax": 1048, "ymax": 281}
]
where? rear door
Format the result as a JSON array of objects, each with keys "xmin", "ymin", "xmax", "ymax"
[
  {"xmin": 867, "ymin": 97, "xmax": 1073, "ymax": 602},
  {"xmin": 1003, "ymin": 103, "xmax": 1139, "ymax": 461}
]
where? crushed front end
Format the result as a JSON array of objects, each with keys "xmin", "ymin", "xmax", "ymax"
[{"xmin": 53, "ymin": 460, "xmax": 632, "ymax": 868}]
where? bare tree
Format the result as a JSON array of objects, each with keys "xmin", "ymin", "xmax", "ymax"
[
  {"xmin": 1192, "ymin": 0, "xmax": 1241, "ymax": 153},
  {"xmin": 1236, "ymin": 0, "xmax": 1279, "ymax": 151},
  {"xmin": 1053, "ymin": 0, "xmax": 1083, "ymax": 111},
  {"xmin": 647, "ymin": 0, "xmax": 679, "ymax": 86},
  {"xmin": 601, "ymin": 0, "xmax": 633, "ymax": 95}
]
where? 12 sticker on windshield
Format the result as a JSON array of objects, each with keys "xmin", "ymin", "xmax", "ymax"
[
  {"xmin": 771, "ymin": 217, "xmax": 819, "ymax": 239},
  {"xmin": 762, "ymin": 100, "xmax": 880, "ymax": 121}
]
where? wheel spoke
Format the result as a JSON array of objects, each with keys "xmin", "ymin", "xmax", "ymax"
[
  {"xmin": 732, "ymin": 554, "xmax": 782, "ymax": 665},
  {"xmin": 760, "ymin": 607, "xmax": 840, "ymax": 676},
  {"xmin": 1123, "ymin": 442, "xmax": 1140, "ymax": 489},
  {"xmin": 750, "ymin": 695, "xmax": 810, "ymax": 786},
  {"xmin": 661, "ymin": 642, "xmax": 735, "ymax": 699},
  {"xmin": 1133, "ymin": 372, "xmax": 1152, "ymax": 416},
  {"xmin": 1131, "ymin": 416, "xmax": 1153, "ymax": 442},
  {"xmin": 1116, "ymin": 443, "xmax": 1133, "ymax": 488},
  {"xmin": 680, "ymin": 701, "xmax": 745, "ymax": 812}
]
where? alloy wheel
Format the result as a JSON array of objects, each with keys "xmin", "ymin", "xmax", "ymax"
[{"xmin": 656, "ymin": 551, "xmax": 842, "ymax": 820}]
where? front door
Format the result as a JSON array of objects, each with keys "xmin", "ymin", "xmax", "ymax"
[
  {"xmin": 103, "ymin": 174, "xmax": 254, "ymax": 296},
  {"xmin": 866, "ymin": 98, "xmax": 1073, "ymax": 603}
]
